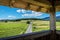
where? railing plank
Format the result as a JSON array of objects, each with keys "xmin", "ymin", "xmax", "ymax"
[{"xmin": 0, "ymin": 30, "xmax": 51, "ymax": 40}]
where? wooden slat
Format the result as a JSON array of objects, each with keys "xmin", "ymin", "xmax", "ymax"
[
  {"xmin": 0, "ymin": 0, "xmax": 10, "ymax": 6},
  {"xmin": 38, "ymin": 7, "xmax": 49, "ymax": 13},
  {"xmin": 23, "ymin": 0, "xmax": 51, "ymax": 7},
  {"xmin": 56, "ymin": 6, "xmax": 60, "ymax": 11},
  {"xmin": 0, "ymin": 0, "xmax": 60, "ymax": 12},
  {"xmin": 29, "ymin": 4, "xmax": 39, "ymax": 11},
  {"xmin": 13, "ymin": 0, "xmax": 28, "ymax": 9}
]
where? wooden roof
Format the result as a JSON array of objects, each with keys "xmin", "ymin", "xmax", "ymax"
[{"xmin": 0, "ymin": 0, "xmax": 60, "ymax": 13}]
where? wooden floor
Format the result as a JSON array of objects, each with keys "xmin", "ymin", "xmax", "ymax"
[{"xmin": 0, "ymin": 30, "xmax": 60, "ymax": 40}]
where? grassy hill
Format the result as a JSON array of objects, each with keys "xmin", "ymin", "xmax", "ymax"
[
  {"xmin": 0, "ymin": 20, "xmax": 60, "ymax": 38},
  {"xmin": 0, "ymin": 21, "xmax": 28, "ymax": 38}
]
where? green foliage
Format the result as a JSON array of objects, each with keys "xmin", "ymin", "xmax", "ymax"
[{"xmin": 26, "ymin": 21, "xmax": 30, "ymax": 24}]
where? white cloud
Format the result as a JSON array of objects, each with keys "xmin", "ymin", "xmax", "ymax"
[
  {"xmin": 16, "ymin": 9, "xmax": 22, "ymax": 13},
  {"xmin": 0, "ymin": 16, "xmax": 16, "ymax": 20},
  {"xmin": 16, "ymin": 9, "xmax": 26, "ymax": 13},
  {"xmin": 22, "ymin": 12, "xmax": 43, "ymax": 17},
  {"xmin": 32, "ymin": 11, "xmax": 35, "ymax": 13},
  {"xmin": 8, "ymin": 15, "xmax": 16, "ymax": 18},
  {"xmin": 22, "ymin": 14, "xmax": 28, "ymax": 16},
  {"xmin": 34, "ymin": 12, "xmax": 43, "ymax": 16},
  {"xmin": 16, "ymin": 9, "xmax": 43, "ymax": 17},
  {"xmin": 22, "ymin": 9, "xmax": 26, "ymax": 13}
]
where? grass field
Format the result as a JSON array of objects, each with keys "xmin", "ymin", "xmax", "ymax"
[
  {"xmin": 0, "ymin": 20, "xmax": 60, "ymax": 38},
  {"xmin": 32, "ymin": 20, "xmax": 49, "ymax": 32},
  {"xmin": 56, "ymin": 21, "xmax": 60, "ymax": 30},
  {"xmin": 32, "ymin": 20, "xmax": 60, "ymax": 32},
  {"xmin": 0, "ymin": 21, "xmax": 28, "ymax": 38}
]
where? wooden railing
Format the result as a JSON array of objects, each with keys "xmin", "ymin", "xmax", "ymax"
[
  {"xmin": 56, "ymin": 30, "xmax": 60, "ymax": 40},
  {"xmin": 0, "ymin": 30, "xmax": 51, "ymax": 40},
  {"xmin": 1, "ymin": 30, "xmax": 60, "ymax": 40}
]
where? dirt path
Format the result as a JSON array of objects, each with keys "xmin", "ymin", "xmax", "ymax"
[{"xmin": 25, "ymin": 21, "xmax": 32, "ymax": 33}]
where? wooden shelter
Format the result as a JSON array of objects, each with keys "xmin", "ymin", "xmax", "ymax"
[{"xmin": 0, "ymin": 0, "xmax": 60, "ymax": 40}]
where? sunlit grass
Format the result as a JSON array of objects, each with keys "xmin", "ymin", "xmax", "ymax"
[
  {"xmin": 0, "ymin": 21, "xmax": 28, "ymax": 38},
  {"xmin": 32, "ymin": 20, "xmax": 49, "ymax": 32},
  {"xmin": 32, "ymin": 20, "xmax": 60, "ymax": 32},
  {"xmin": 56, "ymin": 21, "xmax": 60, "ymax": 30},
  {"xmin": 0, "ymin": 20, "xmax": 60, "ymax": 38}
]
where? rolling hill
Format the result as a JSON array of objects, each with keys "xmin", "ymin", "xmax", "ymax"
[{"xmin": 41, "ymin": 16, "xmax": 60, "ymax": 21}]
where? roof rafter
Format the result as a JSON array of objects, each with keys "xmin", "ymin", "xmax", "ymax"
[{"xmin": 0, "ymin": 0, "xmax": 60, "ymax": 13}]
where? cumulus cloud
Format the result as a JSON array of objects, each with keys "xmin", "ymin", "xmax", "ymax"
[
  {"xmin": 22, "ymin": 14, "xmax": 28, "ymax": 17},
  {"xmin": 22, "ymin": 12, "xmax": 43, "ymax": 17},
  {"xmin": 8, "ymin": 15, "xmax": 16, "ymax": 18},
  {"xmin": 16, "ymin": 9, "xmax": 43, "ymax": 17},
  {"xmin": 16, "ymin": 9, "xmax": 22, "ymax": 13},
  {"xmin": 22, "ymin": 9, "xmax": 26, "ymax": 13},
  {"xmin": 0, "ymin": 16, "xmax": 16, "ymax": 20},
  {"xmin": 16, "ymin": 9, "xmax": 26, "ymax": 13},
  {"xmin": 32, "ymin": 11, "xmax": 35, "ymax": 13}
]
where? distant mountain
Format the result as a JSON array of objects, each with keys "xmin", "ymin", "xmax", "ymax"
[
  {"xmin": 0, "ymin": 18, "xmax": 42, "ymax": 22},
  {"xmin": 18, "ymin": 18, "xmax": 41, "ymax": 20},
  {"xmin": 56, "ymin": 16, "xmax": 60, "ymax": 21},
  {"xmin": 0, "ymin": 15, "xmax": 60, "ymax": 21},
  {"xmin": 42, "ymin": 16, "xmax": 60, "ymax": 21},
  {"xmin": 41, "ymin": 17, "xmax": 50, "ymax": 21}
]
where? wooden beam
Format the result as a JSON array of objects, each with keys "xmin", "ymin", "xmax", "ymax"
[
  {"xmin": 49, "ymin": 6, "xmax": 56, "ymax": 40},
  {"xmin": 56, "ymin": 0, "xmax": 60, "ymax": 6},
  {"xmin": 49, "ymin": 1, "xmax": 56, "ymax": 40},
  {"xmin": 0, "ymin": 0, "xmax": 10, "ymax": 6},
  {"xmin": 0, "ymin": 0, "xmax": 60, "ymax": 12},
  {"xmin": 50, "ymin": 12, "xmax": 56, "ymax": 30},
  {"xmin": 29, "ymin": 4, "xmax": 39, "ymax": 11},
  {"xmin": 38, "ymin": 7, "xmax": 49, "ymax": 13},
  {"xmin": 50, "ymin": 10, "xmax": 56, "ymax": 40},
  {"xmin": 12, "ymin": 0, "xmax": 28, "ymax": 9},
  {"xmin": 9, "ymin": 0, "xmax": 16, "ymax": 7},
  {"xmin": 49, "ymin": 0, "xmax": 56, "ymax": 31},
  {"xmin": 56, "ymin": 6, "xmax": 60, "ymax": 11},
  {"xmin": 23, "ymin": 0, "xmax": 51, "ymax": 8}
]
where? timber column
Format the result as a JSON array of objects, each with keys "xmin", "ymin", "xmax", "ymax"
[
  {"xmin": 50, "ymin": 8, "xmax": 56, "ymax": 40},
  {"xmin": 49, "ymin": 0, "xmax": 56, "ymax": 40},
  {"xmin": 50, "ymin": 9, "xmax": 56, "ymax": 31},
  {"xmin": 48, "ymin": 0, "xmax": 56, "ymax": 40}
]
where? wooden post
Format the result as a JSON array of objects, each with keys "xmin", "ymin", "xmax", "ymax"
[
  {"xmin": 50, "ymin": 12, "xmax": 56, "ymax": 31},
  {"xmin": 50, "ymin": 8, "xmax": 56, "ymax": 40},
  {"xmin": 49, "ymin": 0, "xmax": 56, "ymax": 40},
  {"xmin": 49, "ymin": 0, "xmax": 56, "ymax": 31}
]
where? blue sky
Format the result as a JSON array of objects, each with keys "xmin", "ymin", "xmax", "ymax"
[{"xmin": 0, "ymin": 5, "xmax": 60, "ymax": 20}]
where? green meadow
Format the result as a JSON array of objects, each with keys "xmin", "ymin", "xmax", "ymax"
[
  {"xmin": 0, "ymin": 20, "xmax": 60, "ymax": 38},
  {"xmin": 32, "ymin": 20, "xmax": 60, "ymax": 32},
  {"xmin": 0, "ymin": 21, "xmax": 28, "ymax": 38},
  {"xmin": 32, "ymin": 20, "xmax": 49, "ymax": 32}
]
